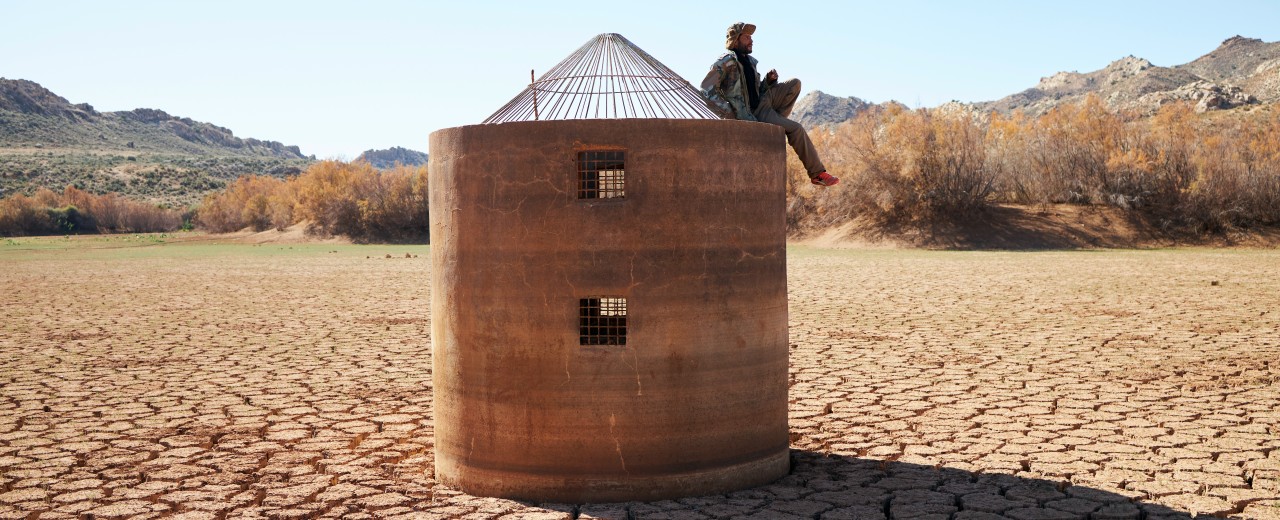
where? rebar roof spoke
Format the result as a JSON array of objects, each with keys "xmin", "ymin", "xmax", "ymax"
[{"xmin": 483, "ymin": 33, "xmax": 721, "ymax": 123}]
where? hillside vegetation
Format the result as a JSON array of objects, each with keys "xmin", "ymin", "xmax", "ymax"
[
  {"xmin": 0, "ymin": 151, "xmax": 306, "ymax": 207},
  {"xmin": 788, "ymin": 98, "xmax": 1280, "ymax": 242}
]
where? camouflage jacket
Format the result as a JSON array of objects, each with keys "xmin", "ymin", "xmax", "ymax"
[{"xmin": 700, "ymin": 52, "xmax": 774, "ymax": 121}]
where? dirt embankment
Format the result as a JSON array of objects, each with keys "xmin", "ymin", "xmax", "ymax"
[
  {"xmin": 198, "ymin": 222, "xmax": 353, "ymax": 245},
  {"xmin": 792, "ymin": 204, "xmax": 1280, "ymax": 249}
]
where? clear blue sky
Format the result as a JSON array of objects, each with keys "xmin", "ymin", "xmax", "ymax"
[{"xmin": 4, "ymin": 0, "xmax": 1279, "ymax": 159}]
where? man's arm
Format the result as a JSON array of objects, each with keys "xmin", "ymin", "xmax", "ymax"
[
  {"xmin": 700, "ymin": 65, "xmax": 723, "ymax": 94},
  {"xmin": 761, "ymin": 68, "xmax": 778, "ymax": 93},
  {"xmin": 700, "ymin": 59, "xmax": 734, "ymax": 118}
]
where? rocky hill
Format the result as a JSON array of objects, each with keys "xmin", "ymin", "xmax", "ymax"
[
  {"xmin": 0, "ymin": 78, "xmax": 313, "ymax": 206},
  {"xmin": 791, "ymin": 91, "xmax": 873, "ymax": 128},
  {"xmin": 975, "ymin": 36, "xmax": 1280, "ymax": 116},
  {"xmin": 355, "ymin": 146, "xmax": 428, "ymax": 169},
  {"xmin": 0, "ymin": 79, "xmax": 309, "ymax": 158}
]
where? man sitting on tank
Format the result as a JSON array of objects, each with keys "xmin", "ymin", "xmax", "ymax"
[{"xmin": 700, "ymin": 22, "xmax": 839, "ymax": 187}]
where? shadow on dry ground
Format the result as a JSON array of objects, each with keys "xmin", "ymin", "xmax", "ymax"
[{"xmin": 540, "ymin": 453, "xmax": 1197, "ymax": 519}]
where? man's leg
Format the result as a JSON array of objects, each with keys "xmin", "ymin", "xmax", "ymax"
[
  {"xmin": 763, "ymin": 78, "xmax": 802, "ymax": 118},
  {"xmin": 754, "ymin": 104, "xmax": 826, "ymax": 178}
]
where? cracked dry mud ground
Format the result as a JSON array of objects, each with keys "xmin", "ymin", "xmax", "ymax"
[{"xmin": 2, "ymin": 240, "xmax": 1278, "ymax": 519}]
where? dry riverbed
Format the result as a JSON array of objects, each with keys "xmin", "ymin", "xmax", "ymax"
[{"xmin": 1, "ymin": 236, "xmax": 1277, "ymax": 519}]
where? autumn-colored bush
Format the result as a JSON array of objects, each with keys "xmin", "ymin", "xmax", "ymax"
[
  {"xmin": 195, "ymin": 160, "xmax": 428, "ymax": 241},
  {"xmin": 790, "ymin": 104, "xmax": 994, "ymax": 231},
  {"xmin": 0, "ymin": 193, "xmax": 53, "ymax": 235},
  {"xmin": 789, "ymin": 96, "xmax": 1280, "ymax": 235},
  {"xmin": 351, "ymin": 164, "xmax": 429, "ymax": 241},
  {"xmin": 289, "ymin": 160, "xmax": 429, "ymax": 241},
  {"xmin": 197, "ymin": 175, "xmax": 292, "ymax": 233},
  {"xmin": 0, "ymin": 186, "xmax": 183, "ymax": 236}
]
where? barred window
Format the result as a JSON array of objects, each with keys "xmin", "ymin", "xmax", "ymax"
[
  {"xmin": 577, "ymin": 151, "xmax": 625, "ymax": 199},
  {"xmin": 579, "ymin": 297, "xmax": 627, "ymax": 346}
]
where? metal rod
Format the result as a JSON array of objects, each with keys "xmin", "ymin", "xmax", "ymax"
[{"xmin": 531, "ymin": 69, "xmax": 539, "ymax": 121}]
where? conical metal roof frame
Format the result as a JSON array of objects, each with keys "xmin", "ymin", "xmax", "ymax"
[{"xmin": 483, "ymin": 33, "xmax": 722, "ymax": 123}]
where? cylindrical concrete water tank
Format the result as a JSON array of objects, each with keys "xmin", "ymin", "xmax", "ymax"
[{"xmin": 429, "ymin": 118, "xmax": 789, "ymax": 502}]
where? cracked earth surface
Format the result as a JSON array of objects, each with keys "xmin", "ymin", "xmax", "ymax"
[{"xmin": 1, "ymin": 240, "xmax": 1278, "ymax": 519}]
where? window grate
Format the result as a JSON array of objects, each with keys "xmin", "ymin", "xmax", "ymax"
[
  {"xmin": 579, "ymin": 297, "xmax": 627, "ymax": 346},
  {"xmin": 577, "ymin": 151, "xmax": 625, "ymax": 199}
]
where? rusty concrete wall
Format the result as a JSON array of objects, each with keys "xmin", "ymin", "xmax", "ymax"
[{"xmin": 428, "ymin": 119, "xmax": 789, "ymax": 502}]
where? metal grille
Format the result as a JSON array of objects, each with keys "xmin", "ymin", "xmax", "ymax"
[
  {"xmin": 578, "ymin": 151, "xmax": 625, "ymax": 199},
  {"xmin": 579, "ymin": 297, "xmax": 627, "ymax": 346},
  {"xmin": 483, "ymin": 33, "xmax": 721, "ymax": 123}
]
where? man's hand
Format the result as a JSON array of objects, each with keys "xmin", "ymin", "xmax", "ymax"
[{"xmin": 766, "ymin": 69, "xmax": 778, "ymax": 83}]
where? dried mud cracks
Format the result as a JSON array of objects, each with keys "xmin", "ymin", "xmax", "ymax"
[{"xmin": 1, "ymin": 246, "xmax": 1278, "ymax": 519}]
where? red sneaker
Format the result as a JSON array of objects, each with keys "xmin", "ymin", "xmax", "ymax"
[{"xmin": 811, "ymin": 171, "xmax": 840, "ymax": 186}]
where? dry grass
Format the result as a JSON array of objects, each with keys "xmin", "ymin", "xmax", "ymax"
[{"xmin": 0, "ymin": 238, "xmax": 1277, "ymax": 518}]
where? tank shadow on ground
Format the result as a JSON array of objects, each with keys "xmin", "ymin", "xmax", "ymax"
[{"xmin": 528, "ymin": 450, "xmax": 1200, "ymax": 520}]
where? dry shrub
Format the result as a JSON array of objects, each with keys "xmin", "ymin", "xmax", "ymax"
[
  {"xmin": 295, "ymin": 161, "xmax": 428, "ymax": 241},
  {"xmin": 788, "ymin": 95, "xmax": 1280, "ymax": 236},
  {"xmin": 195, "ymin": 160, "xmax": 429, "ymax": 242},
  {"xmin": 1171, "ymin": 107, "xmax": 1280, "ymax": 231},
  {"xmin": 292, "ymin": 160, "xmax": 371, "ymax": 237},
  {"xmin": 351, "ymin": 164, "xmax": 429, "ymax": 241},
  {"xmin": 0, "ymin": 186, "xmax": 182, "ymax": 236},
  {"xmin": 985, "ymin": 97, "xmax": 1280, "ymax": 232},
  {"xmin": 790, "ymin": 104, "xmax": 994, "ymax": 230},
  {"xmin": 0, "ymin": 192, "xmax": 53, "ymax": 234},
  {"xmin": 197, "ymin": 175, "xmax": 291, "ymax": 232}
]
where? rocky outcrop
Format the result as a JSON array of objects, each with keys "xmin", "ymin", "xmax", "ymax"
[
  {"xmin": 0, "ymin": 78, "xmax": 97, "ymax": 121},
  {"xmin": 0, "ymin": 78, "xmax": 308, "ymax": 159},
  {"xmin": 355, "ymin": 146, "xmax": 428, "ymax": 169},
  {"xmin": 974, "ymin": 37, "xmax": 1280, "ymax": 116},
  {"xmin": 120, "ymin": 108, "xmax": 174, "ymax": 124},
  {"xmin": 791, "ymin": 90, "xmax": 872, "ymax": 128},
  {"xmin": 1137, "ymin": 80, "xmax": 1256, "ymax": 113}
]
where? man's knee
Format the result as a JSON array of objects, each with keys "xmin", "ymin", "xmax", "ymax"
[{"xmin": 779, "ymin": 78, "xmax": 801, "ymax": 95}]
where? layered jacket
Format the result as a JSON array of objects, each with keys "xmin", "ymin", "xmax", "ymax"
[{"xmin": 700, "ymin": 52, "xmax": 775, "ymax": 121}]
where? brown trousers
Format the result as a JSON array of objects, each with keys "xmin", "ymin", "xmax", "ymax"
[{"xmin": 752, "ymin": 78, "xmax": 826, "ymax": 177}]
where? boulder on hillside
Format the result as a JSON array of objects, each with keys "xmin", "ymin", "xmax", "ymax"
[
  {"xmin": 121, "ymin": 108, "xmax": 174, "ymax": 123},
  {"xmin": 1138, "ymin": 80, "xmax": 1256, "ymax": 113}
]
